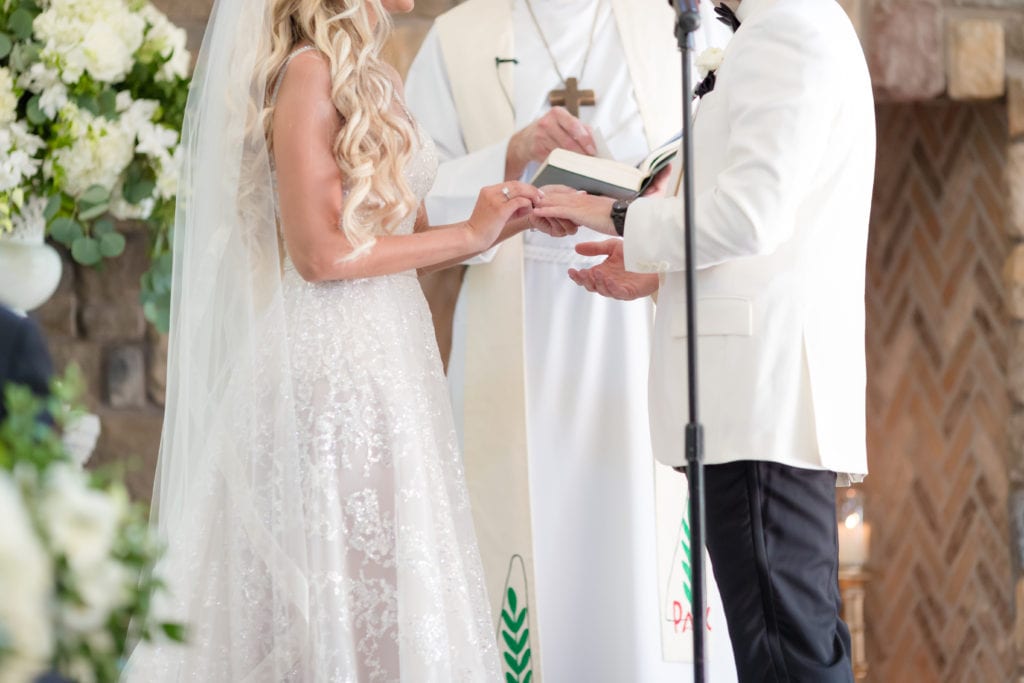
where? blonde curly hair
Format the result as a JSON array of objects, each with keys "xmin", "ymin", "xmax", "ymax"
[{"xmin": 258, "ymin": 0, "xmax": 418, "ymax": 253}]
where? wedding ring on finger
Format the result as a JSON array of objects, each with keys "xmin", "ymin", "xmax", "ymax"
[{"xmin": 501, "ymin": 186, "xmax": 512, "ymax": 201}]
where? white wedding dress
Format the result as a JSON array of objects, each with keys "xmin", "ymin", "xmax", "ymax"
[
  {"xmin": 276, "ymin": 114, "xmax": 499, "ymax": 681},
  {"xmin": 125, "ymin": 47, "xmax": 499, "ymax": 681}
]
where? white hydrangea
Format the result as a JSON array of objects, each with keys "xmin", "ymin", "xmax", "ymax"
[
  {"xmin": 113, "ymin": 91, "xmax": 180, "ymax": 203},
  {"xmin": 139, "ymin": 4, "xmax": 190, "ymax": 82},
  {"xmin": 40, "ymin": 465, "xmax": 124, "ymax": 572},
  {"xmin": 0, "ymin": 67, "xmax": 17, "ymax": 125},
  {"xmin": 51, "ymin": 103, "xmax": 134, "ymax": 198},
  {"xmin": 154, "ymin": 145, "xmax": 181, "ymax": 199},
  {"xmin": 0, "ymin": 122, "xmax": 45, "ymax": 193},
  {"xmin": 18, "ymin": 62, "xmax": 69, "ymax": 119},
  {"xmin": 0, "ymin": 473, "xmax": 54, "ymax": 683},
  {"xmin": 34, "ymin": 0, "xmax": 146, "ymax": 84}
]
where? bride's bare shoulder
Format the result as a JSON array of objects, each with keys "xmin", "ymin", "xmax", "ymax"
[{"xmin": 274, "ymin": 49, "xmax": 338, "ymax": 129}]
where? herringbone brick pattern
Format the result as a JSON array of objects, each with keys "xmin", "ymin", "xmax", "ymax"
[{"xmin": 864, "ymin": 102, "xmax": 1012, "ymax": 682}]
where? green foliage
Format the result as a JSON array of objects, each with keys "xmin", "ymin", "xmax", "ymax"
[{"xmin": 0, "ymin": 368, "xmax": 186, "ymax": 682}]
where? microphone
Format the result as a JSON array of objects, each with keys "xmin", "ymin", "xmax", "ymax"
[{"xmin": 673, "ymin": 0, "xmax": 701, "ymax": 35}]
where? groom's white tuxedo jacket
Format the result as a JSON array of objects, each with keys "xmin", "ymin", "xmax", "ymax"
[{"xmin": 624, "ymin": 0, "xmax": 875, "ymax": 474}]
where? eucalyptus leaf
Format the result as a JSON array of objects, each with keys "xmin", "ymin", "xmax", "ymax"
[
  {"xmin": 93, "ymin": 219, "xmax": 115, "ymax": 236},
  {"xmin": 0, "ymin": 33, "xmax": 12, "ymax": 60},
  {"xmin": 49, "ymin": 217, "xmax": 82, "ymax": 246},
  {"xmin": 7, "ymin": 9, "xmax": 34, "ymax": 41},
  {"xmin": 8, "ymin": 42, "xmax": 40, "ymax": 72},
  {"xmin": 78, "ymin": 202, "xmax": 109, "ymax": 221},
  {"xmin": 99, "ymin": 231, "xmax": 125, "ymax": 258},
  {"xmin": 26, "ymin": 95, "xmax": 45, "ymax": 125},
  {"xmin": 76, "ymin": 94, "xmax": 100, "ymax": 116},
  {"xmin": 79, "ymin": 184, "xmax": 111, "ymax": 207},
  {"xmin": 43, "ymin": 194, "xmax": 62, "ymax": 221},
  {"xmin": 71, "ymin": 236, "xmax": 102, "ymax": 266},
  {"xmin": 124, "ymin": 179, "xmax": 156, "ymax": 204},
  {"xmin": 98, "ymin": 89, "xmax": 117, "ymax": 118}
]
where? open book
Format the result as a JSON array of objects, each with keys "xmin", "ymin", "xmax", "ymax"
[{"xmin": 529, "ymin": 132, "xmax": 681, "ymax": 200}]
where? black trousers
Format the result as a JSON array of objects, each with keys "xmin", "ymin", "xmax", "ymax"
[{"xmin": 703, "ymin": 461, "xmax": 853, "ymax": 683}]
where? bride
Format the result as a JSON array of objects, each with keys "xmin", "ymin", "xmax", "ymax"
[{"xmin": 123, "ymin": 0, "xmax": 561, "ymax": 679}]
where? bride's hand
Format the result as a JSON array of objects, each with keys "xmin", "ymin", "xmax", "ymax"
[{"xmin": 465, "ymin": 181, "xmax": 543, "ymax": 250}]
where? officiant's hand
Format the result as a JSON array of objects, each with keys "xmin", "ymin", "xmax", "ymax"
[
  {"xmin": 506, "ymin": 107, "xmax": 598, "ymax": 181},
  {"xmin": 533, "ymin": 190, "xmax": 616, "ymax": 235},
  {"xmin": 568, "ymin": 239, "xmax": 660, "ymax": 300}
]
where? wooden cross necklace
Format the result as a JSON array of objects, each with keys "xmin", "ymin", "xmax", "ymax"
[{"xmin": 523, "ymin": 0, "xmax": 602, "ymax": 117}]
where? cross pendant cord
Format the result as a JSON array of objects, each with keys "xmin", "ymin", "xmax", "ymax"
[{"xmin": 523, "ymin": 0, "xmax": 602, "ymax": 91}]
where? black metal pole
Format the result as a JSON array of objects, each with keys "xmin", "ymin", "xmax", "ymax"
[{"xmin": 672, "ymin": 2, "xmax": 706, "ymax": 682}]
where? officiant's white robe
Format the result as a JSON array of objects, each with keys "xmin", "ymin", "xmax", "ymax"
[{"xmin": 406, "ymin": 2, "xmax": 735, "ymax": 681}]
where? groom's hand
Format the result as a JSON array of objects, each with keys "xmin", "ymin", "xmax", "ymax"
[{"xmin": 569, "ymin": 239, "xmax": 660, "ymax": 300}]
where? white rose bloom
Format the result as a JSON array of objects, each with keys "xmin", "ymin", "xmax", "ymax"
[
  {"xmin": 61, "ymin": 559, "xmax": 131, "ymax": 633},
  {"xmin": 80, "ymin": 21, "xmax": 136, "ymax": 83},
  {"xmin": 41, "ymin": 465, "xmax": 120, "ymax": 572},
  {"xmin": 35, "ymin": 0, "xmax": 146, "ymax": 84},
  {"xmin": 0, "ymin": 67, "xmax": 17, "ymax": 125},
  {"xmin": 0, "ymin": 474, "xmax": 54, "ymax": 683},
  {"xmin": 695, "ymin": 47, "xmax": 725, "ymax": 80}
]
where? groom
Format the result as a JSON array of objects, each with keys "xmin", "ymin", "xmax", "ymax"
[{"xmin": 535, "ymin": 0, "xmax": 875, "ymax": 680}]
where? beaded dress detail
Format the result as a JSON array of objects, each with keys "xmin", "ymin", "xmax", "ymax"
[{"xmin": 269, "ymin": 48, "xmax": 499, "ymax": 681}]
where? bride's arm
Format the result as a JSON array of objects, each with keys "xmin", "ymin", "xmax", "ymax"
[
  {"xmin": 411, "ymin": 204, "xmax": 541, "ymax": 274},
  {"xmin": 272, "ymin": 51, "xmax": 537, "ymax": 283}
]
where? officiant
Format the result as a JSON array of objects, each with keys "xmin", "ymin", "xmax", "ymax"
[
  {"xmin": 405, "ymin": 1, "xmax": 732, "ymax": 681},
  {"xmin": 534, "ymin": 0, "xmax": 875, "ymax": 679}
]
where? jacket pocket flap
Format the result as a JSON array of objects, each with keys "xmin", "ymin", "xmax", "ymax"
[{"xmin": 672, "ymin": 297, "xmax": 753, "ymax": 337}]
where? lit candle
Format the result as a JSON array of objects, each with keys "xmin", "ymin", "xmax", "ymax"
[{"xmin": 838, "ymin": 511, "xmax": 871, "ymax": 567}]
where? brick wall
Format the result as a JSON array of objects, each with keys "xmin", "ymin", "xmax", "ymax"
[{"xmin": 865, "ymin": 101, "xmax": 1013, "ymax": 682}]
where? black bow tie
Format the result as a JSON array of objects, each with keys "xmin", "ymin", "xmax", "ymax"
[{"xmin": 715, "ymin": 4, "xmax": 741, "ymax": 32}]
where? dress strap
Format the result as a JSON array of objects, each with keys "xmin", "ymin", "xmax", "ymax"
[{"xmin": 270, "ymin": 45, "xmax": 319, "ymax": 105}]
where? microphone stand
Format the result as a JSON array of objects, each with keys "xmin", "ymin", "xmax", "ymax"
[{"xmin": 672, "ymin": 2, "xmax": 707, "ymax": 681}]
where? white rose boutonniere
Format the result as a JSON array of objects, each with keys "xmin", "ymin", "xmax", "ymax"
[{"xmin": 695, "ymin": 47, "xmax": 725, "ymax": 80}]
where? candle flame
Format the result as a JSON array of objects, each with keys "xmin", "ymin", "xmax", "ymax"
[{"xmin": 844, "ymin": 512, "xmax": 862, "ymax": 529}]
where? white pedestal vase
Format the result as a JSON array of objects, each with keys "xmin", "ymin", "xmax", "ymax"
[{"xmin": 0, "ymin": 205, "xmax": 62, "ymax": 313}]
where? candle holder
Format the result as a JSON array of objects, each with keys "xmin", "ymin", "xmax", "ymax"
[
  {"xmin": 839, "ymin": 567, "xmax": 869, "ymax": 681},
  {"xmin": 837, "ymin": 486, "xmax": 870, "ymax": 681}
]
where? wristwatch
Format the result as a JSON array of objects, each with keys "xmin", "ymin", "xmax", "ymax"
[{"xmin": 611, "ymin": 198, "xmax": 631, "ymax": 236}]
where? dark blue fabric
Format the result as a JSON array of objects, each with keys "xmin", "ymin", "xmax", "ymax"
[
  {"xmin": 704, "ymin": 460, "xmax": 854, "ymax": 683},
  {"xmin": 0, "ymin": 305, "xmax": 54, "ymax": 422}
]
